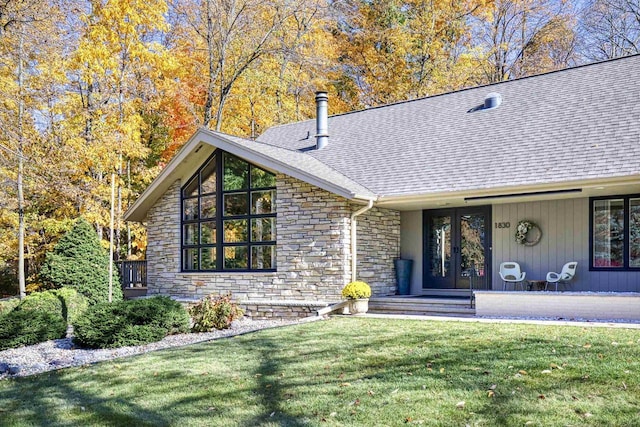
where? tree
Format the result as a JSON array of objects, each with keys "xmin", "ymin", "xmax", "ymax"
[
  {"xmin": 471, "ymin": 0, "xmax": 578, "ymax": 83},
  {"xmin": 580, "ymin": 0, "xmax": 640, "ymax": 60},
  {"xmin": 40, "ymin": 218, "xmax": 123, "ymax": 305},
  {"xmin": 332, "ymin": 0, "xmax": 486, "ymax": 106},
  {"xmin": 169, "ymin": 0, "xmax": 332, "ymax": 132}
]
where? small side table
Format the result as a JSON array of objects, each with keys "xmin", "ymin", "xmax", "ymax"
[{"xmin": 527, "ymin": 280, "xmax": 547, "ymax": 291}]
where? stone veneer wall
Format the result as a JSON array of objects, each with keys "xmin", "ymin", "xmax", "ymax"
[
  {"xmin": 144, "ymin": 173, "xmax": 401, "ymax": 310},
  {"xmin": 354, "ymin": 205, "xmax": 401, "ymax": 296}
]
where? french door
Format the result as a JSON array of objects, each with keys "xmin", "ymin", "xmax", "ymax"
[{"xmin": 423, "ymin": 206, "xmax": 491, "ymax": 291}]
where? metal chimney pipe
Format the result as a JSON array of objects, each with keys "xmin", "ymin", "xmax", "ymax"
[{"xmin": 315, "ymin": 91, "xmax": 329, "ymax": 150}]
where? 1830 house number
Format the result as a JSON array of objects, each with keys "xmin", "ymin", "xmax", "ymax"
[{"xmin": 495, "ymin": 222, "xmax": 511, "ymax": 229}]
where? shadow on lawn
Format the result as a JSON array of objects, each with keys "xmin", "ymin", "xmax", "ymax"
[
  {"xmin": 242, "ymin": 336, "xmax": 310, "ymax": 427},
  {"xmin": 0, "ymin": 371, "xmax": 172, "ymax": 426}
]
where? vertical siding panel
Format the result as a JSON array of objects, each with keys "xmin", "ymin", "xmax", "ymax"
[
  {"xmin": 533, "ymin": 201, "xmax": 542, "ymax": 280},
  {"xmin": 575, "ymin": 198, "xmax": 590, "ymax": 291},
  {"xmin": 492, "ymin": 205, "xmax": 500, "ymax": 290},
  {"xmin": 548, "ymin": 200, "xmax": 558, "ymax": 280}
]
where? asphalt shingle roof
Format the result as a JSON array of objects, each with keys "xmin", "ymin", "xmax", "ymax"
[{"xmin": 257, "ymin": 55, "xmax": 640, "ymax": 197}]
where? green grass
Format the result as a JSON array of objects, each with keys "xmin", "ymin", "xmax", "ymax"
[{"xmin": 1, "ymin": 318, "xmax": 639, "ymax": 426}]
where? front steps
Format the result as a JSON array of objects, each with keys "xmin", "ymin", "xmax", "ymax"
[{"xmin": 368, "ymin": 296, "xmax": 476, "ymax": 317}]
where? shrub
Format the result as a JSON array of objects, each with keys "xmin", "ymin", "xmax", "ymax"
[
  {"xmin": 73, "ymin": 296, "xmax": 190, "ymax": 349},
  {"xmin": 40, "ymin": 218, "xmax": 122, "ymax": 305},
  {"xmin": 53, "ymin": 287, "xmax": 89, "ymax": 324},
  {"xmin": 190, "ymin": 294, "xmax": 244, "ymax": 332},
  {"xmin": 0, "ymin": 309, "xmax": 67, "ymax": 350},
  {"xmin": 0, "ymin": 297, "xmax": 21, "ymax": 316},
  {"xmin": 341, "ymin": 281, "xmax": 372, "ymax": 299},
  {"xmin": 14, "ymin": 290, "xmax": 63, "ymax": 317}
]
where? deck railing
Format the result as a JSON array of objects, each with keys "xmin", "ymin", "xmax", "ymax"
[{"xmin": 118, "ymin": 260, "xmax": 147, "ymax": 289}]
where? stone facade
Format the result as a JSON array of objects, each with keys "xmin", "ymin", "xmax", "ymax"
[{"xmin": 144, "ymin": 172, "xmax": 400, "ymax": 314}]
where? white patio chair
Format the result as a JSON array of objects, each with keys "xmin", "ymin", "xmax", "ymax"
[
  {"xmin": 545, "ymin": 262, "xmax": 577, "ymax": 291},
  {"xmin": 499, "ymin": 262, "xmax": 527, "ymax": 291}
]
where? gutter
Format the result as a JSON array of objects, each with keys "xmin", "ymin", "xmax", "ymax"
[{"xmin": 350, "ymin": 198, "xmax": 374, "ymax": 282}]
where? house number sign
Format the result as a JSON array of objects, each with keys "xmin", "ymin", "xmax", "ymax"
[{"xmin": 495, "ymin": 222, "xmax": 511, "ymax": 229}]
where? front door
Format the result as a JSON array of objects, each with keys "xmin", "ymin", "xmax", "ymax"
[{"xmin": 423, "ymin": 206, "xmax": 491, "ymax": 293}]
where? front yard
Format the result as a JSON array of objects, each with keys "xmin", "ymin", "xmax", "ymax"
[{"xmin": 1, "ymin": 317, "xmax": 639, "ymax": 426}]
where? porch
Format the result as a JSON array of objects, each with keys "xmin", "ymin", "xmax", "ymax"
[{"xmin": 118, "ymin": 260, "xmax": 148, "ymax": 298}]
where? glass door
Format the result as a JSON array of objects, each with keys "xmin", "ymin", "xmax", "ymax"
[{"xmin": 423, "ymin": 206, "xmax": 491, "ymax": 291}]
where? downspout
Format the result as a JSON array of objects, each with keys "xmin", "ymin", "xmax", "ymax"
[{"xmin": 350, "ymin": 199, "xmax": 374, "ymax": 282}]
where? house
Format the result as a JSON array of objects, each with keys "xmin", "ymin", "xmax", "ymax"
[{"xmin": 125, "ymin": 54, "xmax": 640, "ymax": 320}]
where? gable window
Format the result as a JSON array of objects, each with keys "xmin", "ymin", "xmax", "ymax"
[
  {"xmin": 590, "ymin": 195, "xmax": 640, "ymax": 270},
  {"xmin": 181, "ymin": 150, "xmax": 276, "ymax": 272}
]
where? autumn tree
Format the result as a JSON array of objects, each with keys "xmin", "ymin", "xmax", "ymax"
[
  {"xmin": 64, "ymin": 0, "xmax": 176, "ymax": 258},
  {"xmin": 471, "ymin": 0, "xmax": 578, "ymax": 83},
  {"xmin": 332, "ymin": 0, "xmax": 487, "ymax": 107},
  {"xmin": 0, "ymin": 0, "xmax": 72, "ymax": 297}
]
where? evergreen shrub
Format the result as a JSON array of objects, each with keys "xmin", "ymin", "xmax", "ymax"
[
  {"xmin": 190, "ymin": 294, "xmax": 244, "ymax": 332},
  {"xmin": 0, "ymin": 297, "xmax": 21, "ymax": 316},
  {"xmin": 73, "ymin": 296, "xmax": 190, "ymax": 349},
  {"xmin": 0, "ymin": 309, "xmax": 67, "ymax": 350},
  {"xmin": 40, "ymin": 218, "xmax": 122, "ymax": 305}
]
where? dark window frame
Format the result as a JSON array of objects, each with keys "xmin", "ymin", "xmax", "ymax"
[
  {"xmin": 589, "ymin": 194, "xmax": 640, "ymax": 271},
  {"xmin": 181, "ymin": 149, "xmax": 277, "ymax": 272}
]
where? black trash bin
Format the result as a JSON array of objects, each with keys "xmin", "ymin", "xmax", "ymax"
[{"xmin": 394, "ymin": 258, "xmax": 413, "ymax": 295}]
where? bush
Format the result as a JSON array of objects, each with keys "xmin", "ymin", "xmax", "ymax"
[
  {"xmin": 14, "ymin": 290, "xmax": 63, "ymax": 317},
  {"xmin": 53, "ymin": 287, "xmax": 89, "ymax": 324},
  {"xmin": 0, "ymin": 309, "xmax": 67, "ymax": 350},
  {"xmin": 73, "ymin": 296, "xmax": 190, "ymax": 349},
  {"xmin": 0, "ymin": 297, "xmax": 21, "ymax": 316},
  {"xmin": 190, "ymin": 294, "xmax": 244, "ymax": 332},
  {"xmin": 341, "ymin": 281, "xmax": 372, "ymax": 299},
  {"xmin": 40, "ymin": 218, "xmax": 122, "ymax": 305}
]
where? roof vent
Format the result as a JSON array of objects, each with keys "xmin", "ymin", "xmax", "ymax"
[{"xmin": 484, "ymin": 92, "xmax": 502, "ymax": 110}]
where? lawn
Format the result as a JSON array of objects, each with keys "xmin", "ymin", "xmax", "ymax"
[{"xmin": 1, "ymin": 317, "xmax": 639, "ymax": 426}]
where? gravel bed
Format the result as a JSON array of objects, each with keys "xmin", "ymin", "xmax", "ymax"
[{"xmin": 0, "ymin": 317, "xmax": 311, "ymax": 380}]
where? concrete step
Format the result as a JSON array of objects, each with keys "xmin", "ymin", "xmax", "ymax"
[{"xmin": 368, "ymin": 297, "xmax": 476, "ymax": 317}]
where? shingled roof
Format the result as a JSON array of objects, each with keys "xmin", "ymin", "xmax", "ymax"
[
  {"xmin": 258, "ymin": 54, "xmax": 640, "ymax": 202},
  {"xmin": 126, "ymin": 55, "xmax": 640, "ymax": 221}
]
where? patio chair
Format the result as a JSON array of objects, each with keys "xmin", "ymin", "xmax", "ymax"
[
  {"xmin": 545, "ymin": 262, "xmax": 577, "ymax": 291},
  {"xmin": 499, "ymin": 262, "xmax": 527, "ymax": 291}
]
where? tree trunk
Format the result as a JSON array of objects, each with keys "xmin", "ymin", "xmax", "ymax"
[{"xmin": 17, "ymin": 28, "xmax": 26, "ymax": 299}]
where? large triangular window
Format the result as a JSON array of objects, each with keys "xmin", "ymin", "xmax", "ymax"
[{"xmin": 181, "ymin": 150, "xmax": 276, "ymax": 271}]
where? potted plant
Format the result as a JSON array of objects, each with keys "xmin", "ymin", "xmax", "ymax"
[{"xmin": 341, "ymin": 281, "xmax": 371, "ymax": 315}]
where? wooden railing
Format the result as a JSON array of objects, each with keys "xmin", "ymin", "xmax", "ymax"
[{"xmin": 118, "ymin": 260, "xmax": 147, "ymax": 289}]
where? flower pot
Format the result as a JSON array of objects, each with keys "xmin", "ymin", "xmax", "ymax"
[{"xmin": 349, "ymin": 298, "xmax": 369, "ymax": 315}]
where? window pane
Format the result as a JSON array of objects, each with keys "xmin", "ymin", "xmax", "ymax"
[
  {"xmin": 252, "ymin": 245, "xmax": 276, "ymax": 269},
  {"xmin": 183, "ymin": 198, "xmax": 198, "ymax": 221},
  {"xmin": 630, "ymin": 199, "xmax": 640, "ymax": 267},
  {"xmin": 223, "ymin": 154, "xmax": 249, "ymax": 190},
  {"xmin": 252, "ymin": 217, "xmax": 275, "ymax": 242},
  {"xmin": 593, "ymin": 199, "xmax": 624, "ymax": 267},
  {"xmin": 224, "ymin": 246, "xmax": 248, "ymax": 269},
  {"xmin": 428, "ymin": 215, "xmax": 451, "ymax": 277},
  {"xmin": 224, "ymin": 219, "xmax": 248, "ymax": 243},
  {"xmin": 183, "ymin": 223, "xmax": 198, "ymax": 245},
  {"xmin": 201, "ymin": 247, "xmax": 216, "ymax": 270},
  {"xmin": 251, "ymin": 190, "xmax": 275, "ymax": 214},
  {"xmin": 183, "ymin": 248, "xmax": 198, "ymax": 270},
  {"xmin": 201, "ymin": 221, "xmax": 216, "ymax": 244},
  {"xmin": 200, "ymin": 155, "xmax": 217, "ymax": 194},
  {"xmin": 201, "ymin": 194, "xmax": 216, "ymax": 219},
  {"xmin": 183, "ymin": 176, "xmax": 198, "ymax": 197},
  {"xmin": 251, "ymin": 166, "xmax": 275, "ymax": 188},
  {"xmin": 224, "ymin": 192, "xmax": 248, "ymax": 216}
]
